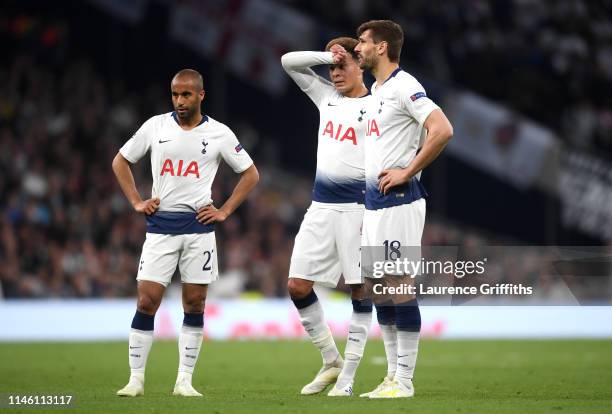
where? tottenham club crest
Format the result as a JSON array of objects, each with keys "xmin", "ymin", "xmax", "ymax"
[
  {"xmin": 201, "ymin": 139, "xmax": 208, "ymax": 155},
  {"xmin": 358, "ymin": 108, "xmax": 367, "ymax": 122}
]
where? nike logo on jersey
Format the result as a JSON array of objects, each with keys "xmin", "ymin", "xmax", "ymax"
[
  {"xmin": 327, "ymin": 102, "xmax": 339, "ymax": 106},
  {"xmin": 185, "ymin": 347, "xmax": 198, "ymax": 350},
  {"xmin": 129, "ymin": 346, "xmax": 143, "ymax": 349},
  {"xmin": 159, "ymin": 139, "xmax": 172, "ymax": 144}
]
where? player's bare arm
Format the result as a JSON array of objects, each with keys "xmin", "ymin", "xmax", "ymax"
[
  {"xmin": 197, "ymin": 164, "xmax": 259, "ymax": 224},
  {"xmin": 112, "ymin": 152, "xmax": 160, "ymax": 215},
  {"xmin": 378, "ymin": 109, "xmax": 453, "ymax": 195}
]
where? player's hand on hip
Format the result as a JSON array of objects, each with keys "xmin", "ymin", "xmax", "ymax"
[
  {"xmin": 197, "ymin": 204, "xmax": 228, "ymax": 225},
  {"xmin": 378, "ymin": 169, "xmax": 410, "ymax": 195},
  {"xmin": 134, "ymin": 198, "xmax": 160, "ymax": 215},
  {"xmin": 330, "ymin": 44, "xmax": 348, "ymax": 64}
]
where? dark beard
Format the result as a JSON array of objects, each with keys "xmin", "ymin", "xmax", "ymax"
[
  {"xmin": 359, "ymin": 56, "xmax": 375, "ymax": 71},
  {"xmin": 176, "ymin": 107, "xmax": 196, "ymax": 120}
]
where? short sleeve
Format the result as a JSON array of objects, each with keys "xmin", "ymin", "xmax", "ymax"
[
  {"xmin": 119, "ymin": 117, "xmax": 156, "ymax": 163},
  {"xmin": 399, "ymin": 78, "xmax": 440, "ymax": 125},
  {"xmin": 219, "ymin": 127, "xmax": 254, "ymax": 173}
]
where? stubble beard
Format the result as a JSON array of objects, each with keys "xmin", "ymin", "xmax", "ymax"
[
  {"xmin": 176, "ymin": 105, "xmax": 196, "ymax": 121},
  {"xmin": 359, "ymin": 54, "xmax": 376, "ymax": 72}
]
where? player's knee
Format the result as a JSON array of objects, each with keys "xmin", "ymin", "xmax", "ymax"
[
  {"xmin": 287, "ymin": 278, "xmax": 312, "ymax": 299},
  {"xmin": 183, "ymin": 293, "xmax": 206, "ymax": 313},
  {"xmin": 350, "ymin": 284, "xmax": 367, "ymax": 301},
  {"xmin": 137, "ymin": 294, "xmax": 161, "ymax": 314}
]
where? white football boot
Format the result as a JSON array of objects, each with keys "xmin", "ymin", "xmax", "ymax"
[
  {"xmin": 300, "ymin": 358, "xmax": 343, "ymax": 395},
  {"xmin": 327, "ymin": 381, "xmax": 353, "ymax": 397},
  {"xmin": 359, "ymin": 376, "xmax": 393, "ymax": 398},
  {"xmin": 368, "ymin": 379, "xmax": 414, "ymax": 399},
  {"xmin": 116, "ymin": 374, "xmax": 145, "ymax": 397},
  {"xmin": 172, "ymin": 372, "xmax": 203, "ymax": 397}
]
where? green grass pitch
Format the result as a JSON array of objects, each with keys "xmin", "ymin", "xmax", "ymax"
[{"xmin": 1, "ymin": 340, "xmax": 611, "ymax": 413}]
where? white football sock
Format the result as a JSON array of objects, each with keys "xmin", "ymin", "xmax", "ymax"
[
  {"xmin": 380, "ymin": 324, "xmax": 398, "ymax": 379},
  {"xmin": 297, "ymin": 300, "xmax": 340, "ymax": 366},
  {"xmin": 394, "ymin": 330, "xmax": 419, "ymax": 386},
  {"xmin": 336, "ymin": 310, "xmax": 371, "ymax": 388},
  {"xmin": 177, "ymin": 325, "xmax": 204, "ymax": 378},
  {"xmin": 128, "ymin": 328, "xmax": 154, "ymax": 377}
]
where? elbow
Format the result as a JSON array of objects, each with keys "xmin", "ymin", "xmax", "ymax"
[
  {"xmin": 112, "ymin": 152, "xmax": 126, "ymax": 174},
  {"xmin": 445, "ymin": 123, "xmax": 454, "ymax": 142},
  {"xmin": 438, "ymin": 119, "xmax": 453, "ymax": 144},
  {"xmin": 280, "ymin": 53, "xmax": 295, "ymax": 70},
  {"xmin": 430, "ymin": 123, "xmax": 453, "ymax": 146},
  {"xmin": 250, "ymin": 164, "xmax": 260, "ymax": 186},
  {"xmin": 111, "ymin": 153, "xmax": 120, "ymax": 172},
  {"xmin": 242, "ymin": 164, "xmax": 259, "ymax": 189}
]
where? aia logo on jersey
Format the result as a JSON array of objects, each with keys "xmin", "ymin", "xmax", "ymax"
[
  {"xmin": 160, "ymin": 159, "xmax": 200, "ymax": 178},
  {"xmin": 365, "ymin": 119, "xmax": 380, "ymax": 137},
  {"xmin": 322, "ymin": 121, "xmax": 357, "ymax": 145}
]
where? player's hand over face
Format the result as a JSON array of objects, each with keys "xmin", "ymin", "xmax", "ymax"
[
  {"xmin": 134, "ymin": 198, "xmax": 160, "ymax": 215},
  {"xmin": 330, "ymin": 44, "xmax": 348, "ymax": 64},
  {"xmin": 197, "ymin": 204, "xmax": 228, "ymax": 225},
  {"xmin": 378, "ymin": 169, "xmax": 411, "ymax": 195}
]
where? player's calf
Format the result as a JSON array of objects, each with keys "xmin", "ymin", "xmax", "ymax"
[
  {"xmin": 393, "ymin": 297, "xmax": 420, "ymax": 390},
  {"xmin": 329, "ymin": 294, "xmax": 372, "ymax": 397},
  {"xmin": 116, "ymin": 310, "xmax": 155, "ymax": 397},
  {"xmin": 117, "ymin": 281, "xmax": 165, "ymax": 397},
  {"xmin": 175, "ymin": 284, "xmax": 206, "ymax": 397},
  {"xmin": 290, "ymin": 281, "xmax": 343, "ymax": 395}
]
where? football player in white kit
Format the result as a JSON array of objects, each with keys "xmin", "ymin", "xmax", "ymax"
[
  {"xmin": 354, "ymin": 20, "xmax": 453, "ymax": 398},
  {"xmin": 112, "ymin": 69, "xmax": 259, "ymax": 397},
  {"xmin": 281, "ymin": 38, "xmax": 373, "ymax": 397}
]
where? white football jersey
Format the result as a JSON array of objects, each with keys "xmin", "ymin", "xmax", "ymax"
[
  {"xmin": 364, "ymin": 69, "xmax": 439, "ymax": 210},
  {"xmin": 120, "ymin": 112, "xmax": 253, "ymax": 214},
  {"xmin": 282, "ymin": 51, "xmax": 367, "ymax": 211}
]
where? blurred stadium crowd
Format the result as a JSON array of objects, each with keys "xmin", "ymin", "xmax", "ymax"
[{"xmin": 1, "ymin": 0, "xmax": 610, "ymax": 299}]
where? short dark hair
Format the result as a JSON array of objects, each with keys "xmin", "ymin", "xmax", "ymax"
[
  {"xmin": 172, "ymin": 69, "xmax": 204, "ymax": 91},
  {"xmin": 356, "ymin": 20, "xmax": 404, "ymax": 63},
  {"xmin": 325, "ymin": 37, "xmax": 359, "ymax": 61}
]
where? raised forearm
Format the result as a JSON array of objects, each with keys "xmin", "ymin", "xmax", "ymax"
[{"xmin": 281, "ymin": 51, "xmax": 333, "ymax": 90}]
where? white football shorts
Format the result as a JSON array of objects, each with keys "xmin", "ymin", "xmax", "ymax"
[
  {"xmin": 289, "ymin": 203, "xmax": 364, "ymax": 287},
  {"xmin": 136, "ymin": 232, "xmax": 218, "ymax": 287},
  {"xmin": 361, "ymin": 198, "xmax": 426, "ymax": 278}
]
